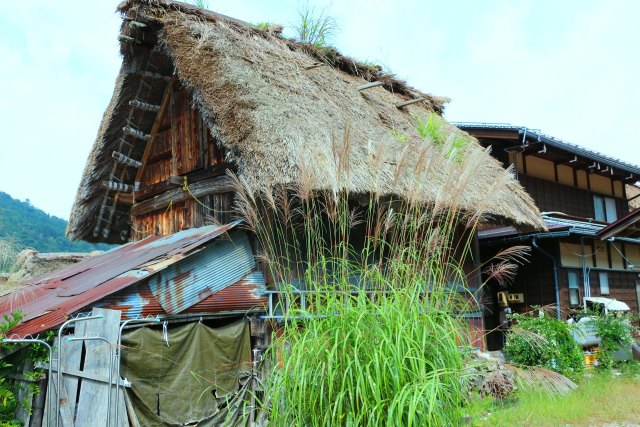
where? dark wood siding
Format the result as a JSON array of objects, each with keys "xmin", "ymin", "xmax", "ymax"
[{"xmin": 519, "ymin": 174, "xmax": 626, "ymax": 219}]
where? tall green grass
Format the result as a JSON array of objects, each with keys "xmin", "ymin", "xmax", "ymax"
[{"xmin": 230, "ymin": 124, "xmax": 520, "ymax": 425}]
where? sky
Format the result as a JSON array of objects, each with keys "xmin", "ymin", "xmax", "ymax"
[{"xmin": 0, "ymin": 0, "xmax": 639, "ymax": 220}]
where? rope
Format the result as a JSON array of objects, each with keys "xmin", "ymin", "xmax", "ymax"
[
  {"xmin": 182, "ymin": 176, "xmax": 235, "ymax": 215},
  {"xmin": 127, "ymin": 176, "xmax": 235, "ymax": 239}
]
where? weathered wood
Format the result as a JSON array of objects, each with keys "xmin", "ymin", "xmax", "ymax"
[
  {"xmin": 129, "ymin": 21, "xmax": 147, "ymax": 30},
  {"xmin": 167, "ymin": 175, "xmax": 184, "ymax": 186},
  {"xmin": 75, "ymin": 308, "xmax": 127, "ymax": 427},
  {"xmin": 118, "ymin": 34, "xmax": 137, "ymax": 44},
  {"xmin": 134, "ymin": 163, "xmax": 233, "ymax": 202},
  {"xmin": 133, "ymin": 178, "xmax": 182, "ymax": 202},
  {"xmin": 170, "ymin": 83, "xmax": 179, "ymax": 176},
  {"xmin": 43, "ymin": 323, "xmax": 86, "ymax": 427},
  {"xmin": 102, "ymin": 181, "xmax": 136, "ymax": 193},
  {"xmin": 395, "ymin": 97, "xmax": 425, "ymax": 109},
  {"xmin": 124, "ymin": 391, "xmax": 142, "ymax": 427},
  {"xmin": 135, "ymin": 77, "xmax": 175, "ymax": 182},
  {"xmin": 30, "ymin": 378, "xmax": 47, "ymax": 427},
  {"xmin": 136, "ymin": 70, "xmax": 171, "ymax": 81},
  {"xmin": 122, "ymin": 126, "xmax": 151, "ymax": 141},
  {"xmin": 112, "ymin": 151, "xmax": 142, "ymax": 168},
  {"xmin": 116, "ymin": 192, "xmax": 134, "ymax": 205},
  {"xmin": 132, "ymin": 175, "xmax": 234, "ymax": 216},
  {"xmin": 15, "ymin": 359, "xmax": 34, "ymax": 426},
  {"xmin": 42, "ymin": 364, "xmax": 131, "ymax": 387},
  {"xmin": 305, "ymin": 62, "xmax": 325, "ymax": 69},
  {"xmin": 357, "ymin": 81, "xmax": 383, "ymax": 91},
  {"xmin": 129, "ymin": 99, "xmax": 161, "ymax": 112}
]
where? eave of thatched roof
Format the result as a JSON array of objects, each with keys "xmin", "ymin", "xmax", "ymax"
[{"xmin": 67, "ymin": 0, "xmax": 545, "ymax": 243}]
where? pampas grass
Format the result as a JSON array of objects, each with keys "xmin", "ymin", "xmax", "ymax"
[{"xmin": 227, "ymin": 116, "xmax": 535, "ymax": 425}]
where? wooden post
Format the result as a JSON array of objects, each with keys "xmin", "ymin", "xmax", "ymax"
[
  {"xmin": 118, "ymin": 34, "xmax": 137, "ymax": 44},
  {"xmin": 129, "ymin": 99, "xmax": 161, "ymax": 112},
  {"xmin": 129, "ymin": 21, "xmax": 147, "ymax": 30},
  {"xmin": 112, "ymin": 151, "xmax": 142, "ymax": 168},
  {"xmin": 136, "ymin": 71, "xmax": 171, "ymax": 81},
  {"xmin": 123, "ymin": 126, "xmax": 151, "ymax": 141},
  {"xmin": 102, "ymin": 181, "xmax": 137, "ymax": 193},
  {"xmin": 135, "ymin": 77, "xmax": 176, "ymax": 182},
  {"xmin": 357, "ymin": 81, "xmax": 384, "ymax": 91},
  {"xmin": 396, "ymin": 97, "xmax": 425, "ymax": 109}
]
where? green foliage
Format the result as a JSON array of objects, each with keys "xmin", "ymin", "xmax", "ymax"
[
  {"xmin": 232, "ymin": 142, "xmax": 488, "ymax": 424},
  {"xmin": 415, "ymin": 115, "xmax": 469, "ymax": 163},
  {"xmin": 255, "ymin": 22, "xmax": 275, "ymax": 30},
  {"xmin": 0, "ymin": 191, "xmax": 111, "ymax": 270},
  {"xmin": 587, "ymin": 310, "xmax": 639, "ymax": 369},
  {"xmin": 0, "ymin": 311, "xmax": 47, "ymax": 425},
  {"xmin": 472, "ymin": 373, "xmax": 640, "ymax": 426},
  {"xmin": 504, "ymin": 311, "xmax": 584, "ymax": 380},
  {"xmin": 416, "ymin": 114, "xmax": 445, "ymax": 144},
  {"xmin": 294, "ymin": 1, "xmax": 337, "ymax": 48},
  {"xmin": 390, "ymin": 128, "xmax": 408, "ymax": 142},
  {"xmin": 189, "ymin": 0, "xmax": 209, "ymax": 9}
]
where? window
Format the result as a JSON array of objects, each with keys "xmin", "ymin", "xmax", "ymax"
[
  {"xmin": 568, "ymin": 270, "xmax": 581, "ymax": 306},
  {"xmin": 599, "ymin": 272, "xmax": 610, "ymax": 295},
  {"xmin": 593, "ymin": 195, "xmax": 618, "ymax": 222}
]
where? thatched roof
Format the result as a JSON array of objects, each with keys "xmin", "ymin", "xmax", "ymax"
[{"xmin": 67, "ymin": 0, "xmax": 545, "ymax": 243}]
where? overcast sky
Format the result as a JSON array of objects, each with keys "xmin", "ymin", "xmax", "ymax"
[{"xmin": 1, "ymin": 0, "xmax": 638, "ymax": 220}]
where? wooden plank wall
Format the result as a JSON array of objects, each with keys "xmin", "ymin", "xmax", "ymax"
[
  {"xmin": 43, "ymin": 322, "xmax": 87, "ymax": 427},
  {"xmin": 140, "ymin": 84, "xmax": 225, "ymax": 188},
  {"xmin": 520, "ymin": 175, "xmax": 627, "ymax": 219},
  {"xmin": 134, "ymin": 83, "xmax": 231, "ymax": 238},
  {"xmin": 132, "ymin": 192, "xmax": 235, "ymax": 239}
]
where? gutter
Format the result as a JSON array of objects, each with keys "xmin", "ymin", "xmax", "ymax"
[{"xmin": 532, "ymin": 237, "xmax": 562, "ymax": 320}]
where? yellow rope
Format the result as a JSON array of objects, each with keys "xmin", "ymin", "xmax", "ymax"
[
  {"xmin": 128, "ymin": 176, "xmax": 234, "ymax": 239},
  {"xmin": 182, "ymin": 176, "xmax": 235, "ymax": 214}
]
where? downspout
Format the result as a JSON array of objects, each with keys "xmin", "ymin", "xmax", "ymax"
[
  {"xmin": 532, "ymin": 237, "xmax": 562, "ymax": 320},
  {"xmin": 580, "ymin": 237, "xmax": 590, "ymax": 298}
]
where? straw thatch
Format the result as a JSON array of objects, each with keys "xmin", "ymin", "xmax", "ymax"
[{"xmin": 67, "ymin": 0, "xmax": 545, "ymax": 243}]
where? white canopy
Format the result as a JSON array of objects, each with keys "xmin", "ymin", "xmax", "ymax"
[{"xmin": 584, "ymin": 297, "xmax": 630, "ymax": 312}]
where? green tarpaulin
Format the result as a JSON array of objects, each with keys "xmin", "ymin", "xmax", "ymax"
[{"xmin": 121, "ymin": 319, "xmax": 252, "ymax": 426}]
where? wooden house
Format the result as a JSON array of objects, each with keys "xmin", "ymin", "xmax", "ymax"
[
  {"xmin": 457, "ymin": 123, "xmax": 640, "ymax": 350},
  {"xmin": 62, "ymin": 1, "xmax": 545, "ymax": 309},
  {"xmin": 0, "ymin": 2, "xmax": 547, "ymax": 425}
]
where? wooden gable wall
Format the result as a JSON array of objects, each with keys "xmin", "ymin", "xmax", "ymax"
[{"xmin": 132, "ymin": 83, "xmax": 234, "ymax": 240}]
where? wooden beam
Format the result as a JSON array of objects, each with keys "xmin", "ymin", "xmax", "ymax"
[
  {"xmin": 102, "ymin": 181, "xmax": 137, "ymax": 192},
  {"xmin": 116, "ymin": 192, "xmax": 133, "ymax": 205},
  {"xmin": 112, "ymin": 151, "xmax": 142, "ymax": 168},
  {"xmin": 135, "ymin": 77, "xmax": 175, "ymax": 182},
  {"xmin": 134, "ymin": 163, "xmax": 232, "ymax": 202},
  {"xmin": 118, "ymin": 34, "xmax": 137, "ymax": 44},
  {"xmin": 129, "ymin": 99, "xmax": 161, "ymax": 112},
  {"xmin": 42, "ymin": 364, "xmax": 131, "ymax": 387},
  {"xmin": 396, "ymin": 97, "xmax": 425, "ymax": 109},
  {"xmin": 136, "ymin": 70, "xmax": 171, "ymax": 81},
  {"xmin": 357, "ymin": 81, "xmax": 384, "ymax": 91},
  {"xmin": 305, "ymin": 62, "xmax": 325, "ymax": 70},
  {"xmin": 132, "ymin": 175, "xmax": 234, "ymax": 216},
  {"xmin": 129, "ymin": 21, "xmax": 147, "ymax": 30},
  {"xmin": 122, "ymin": 126, "xmax": 151, "ymax": 141}
]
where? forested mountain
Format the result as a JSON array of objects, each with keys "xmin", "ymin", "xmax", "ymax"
[{"xmin": 0, "ymin": 191, "xmax": 113, "ymax": 253}]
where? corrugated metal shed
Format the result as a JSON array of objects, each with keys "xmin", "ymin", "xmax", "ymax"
[
  {"xmin": 147, "ymin": 231, "xmax": 255, "ymax": 314},
  {"xmin": 1, "ymin": 222, "xmax": 268, "ymax": 337},
  {"xmin": 95, "ymin": 272, "xmax": 266, "ymax": 318}
]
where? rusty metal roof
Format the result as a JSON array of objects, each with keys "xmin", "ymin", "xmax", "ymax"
[
  {"xmin": 94, "ymin": 272, "xmax": 266, "ymax": 319},
  {"xmin": 1, "ymin": 222, "xmax": 267, "ymax": 336}
]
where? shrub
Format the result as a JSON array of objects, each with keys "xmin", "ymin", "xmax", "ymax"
[
  {"xmin": 588, "ymin": 311, "xmax": 639, "ymax": 369},
  {"xmin": 504, "ymin": 311, "xmax": 584, "ymax": 380}
]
